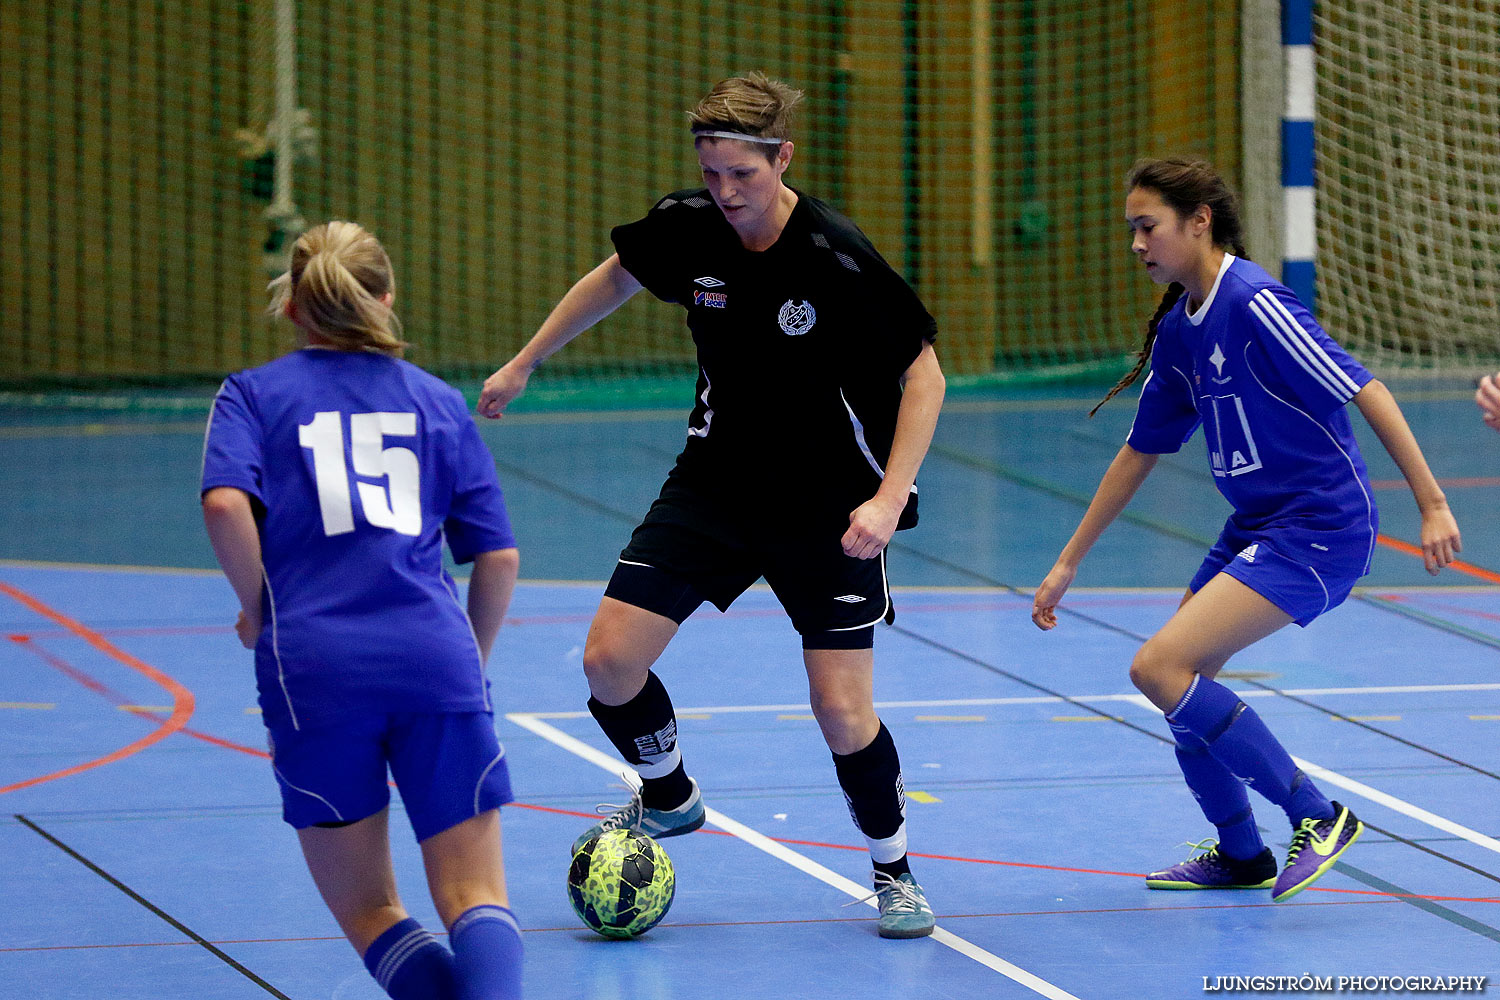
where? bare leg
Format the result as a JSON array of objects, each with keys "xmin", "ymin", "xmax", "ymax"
[
  {"xmin": 582, "ymin": 596, "xmax": 680, "ymax": 706},
  {"xmin": 296, "ymin": 808, "xmax": 407, "ymax": 954},
  {"xmin": 1130, "ymin": 572, "xmax": 1293, "ymax": 712},
  {"xmin": 803, "ymin": 647, "xmax": 879, "ymax": 755}
]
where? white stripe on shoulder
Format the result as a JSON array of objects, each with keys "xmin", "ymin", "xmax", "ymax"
[
  {"xmin": 1250, "ymin": 290, "xmax": 1359, "ymax": 399},
  {"xmin": 1248, "ymin": 295, "xmax": 1341, "ymax": 399},
  {"xmin": 1260, "ymin": 291, "xmax": 1360, "ymax": 396}
]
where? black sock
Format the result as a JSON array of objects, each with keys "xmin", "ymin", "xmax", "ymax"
[
  {"xmin": 831, "ymin": 721, "xmax": 910, "ymax": 870},
  {"xmin": 588, "ymin": 671, "xmax": 693, "ymax": 810}
]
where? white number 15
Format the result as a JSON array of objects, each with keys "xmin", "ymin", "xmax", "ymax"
[{"xmin": 298, "ymin": 411, "xmax": 422, "ymax": 537}]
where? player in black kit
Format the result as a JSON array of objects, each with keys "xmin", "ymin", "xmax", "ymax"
[{"xmin": 479, "ymin": 73, "xmax": 945, "ymax": 938}]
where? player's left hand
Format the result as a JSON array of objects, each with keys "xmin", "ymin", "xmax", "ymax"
[
  {"xmin": 843, "ymin": 497, "xmax": 903, "ymax": 560},
  {"xmin": 235, "ymin": 608, "xmax": 261, "ymax": 649},
  {"xmin": 1419, "ymin": 503, "xmax": 1461, "ymax": 575},
  {"xmin": 1476, "ymin": 373, "xmax": 1500, "ymax": 430}
]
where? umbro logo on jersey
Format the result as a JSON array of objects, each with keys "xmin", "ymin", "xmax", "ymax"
[
  {"xmin": 694, "ymin": 276, "xmax": 725, "ymax": 287},
  {"xmin": 1237, "ymin": 543, "xmax": 1259, "ymax": 564},
  {"xmin": 833, "ymin": 594, "xmax": 867, "ymax": 603},
  {"xmin": 778, "ymin": 299, "xmax": 817, "ymax": 336}
]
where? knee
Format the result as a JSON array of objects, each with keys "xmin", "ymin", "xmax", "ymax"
[
  {"xmin": 581, "ymin": 636, "xmax": 639, "ymax": 693},
  {"xmin": 809, "ymin": 691, "xmax": 876, "ymax": 753},
  {"xmin": 1129, "ymin": 640, "xmax": 1175, "ymax": 696}
]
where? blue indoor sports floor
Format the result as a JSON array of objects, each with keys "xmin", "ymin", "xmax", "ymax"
[{"xmin": 2, "ymin": 381, "xmax": 1498, "ymax": 998}]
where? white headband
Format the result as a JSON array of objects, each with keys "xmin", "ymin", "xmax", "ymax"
[{"xmin": 691, "ymin": 129, "xmax": 786, "ymax": 145}]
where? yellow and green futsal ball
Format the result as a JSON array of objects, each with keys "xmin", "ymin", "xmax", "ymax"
[{"xmin": 567, "ymin": 828, "xmax": 676, "ymax": 938}]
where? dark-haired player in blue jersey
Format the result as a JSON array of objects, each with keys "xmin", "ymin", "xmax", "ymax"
[
  {"xmin": 478, "ymin": 73, "xmax": 945, "ymax": 939},
  {"xmin": 202, "ymin": 221, "xmax": 524, "ymax": 998},
  {"xmin": 1033, "ymin": 159, "xmax": 1462, "ymax": 902}
]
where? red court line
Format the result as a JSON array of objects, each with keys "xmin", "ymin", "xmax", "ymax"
[
  {"xmin": 1376, "ymin": 534, "xmax": 1500, "ymax": 585},
  {"xmin": 504, "ymin": 804, "xmax": 1499, "ymax": 905},
  {"xmin": 0, "ymin": 581, "xmax": 195, "ymax": 795}
]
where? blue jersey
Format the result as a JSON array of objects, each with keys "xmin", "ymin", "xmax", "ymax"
[
  {"xmin": 1126, "ymin": 256, "xmax": 1378, "ymax": 570},
  {"xmin": 201, "ymin": 348, "xmax": 516, "ymax": 730}
]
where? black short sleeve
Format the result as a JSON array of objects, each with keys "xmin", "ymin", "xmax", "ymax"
[{"xmin": 610, "ymin": 191, "xmax": 716, "ymax": 303}]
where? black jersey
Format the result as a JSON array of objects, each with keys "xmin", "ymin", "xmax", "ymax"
[{"xmin": 611, "ymin": 188, "xmax": 937, "ymax": 528}]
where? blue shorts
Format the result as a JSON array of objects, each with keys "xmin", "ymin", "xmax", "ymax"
[
  {"xmin": 266, "ymin": 711, "xmax": 514, "ymax": 842},
  {"xmin": 1190, "ymin": 523, "xmax": 1366, "ymax": 627}
]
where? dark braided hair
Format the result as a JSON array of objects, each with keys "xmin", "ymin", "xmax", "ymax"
[{"xmin": 1091, "ymin": 158, "xmax": 1249, "ymax": 416}]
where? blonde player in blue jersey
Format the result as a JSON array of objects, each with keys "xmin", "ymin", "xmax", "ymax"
[
  {"xmin": 1033, "ymin": 159, "xmax": 1462, "ymax": 902},
  {"xmin": 202, "ymin": 222, "xmax": 524, "ymax": 998}
]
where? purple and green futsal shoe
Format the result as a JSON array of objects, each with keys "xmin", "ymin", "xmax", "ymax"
[
  {"xmin": 1145, "ymin": 840, "xmax": 1277, "ymax": 890},
  {"xmin": 1271, "ymin": 801, "xmax": 1363, "ymax": 902}
]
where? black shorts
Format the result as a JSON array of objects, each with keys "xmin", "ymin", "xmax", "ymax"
[{"xmin": 605, "ymin": 474, "xmax": 893, "ymax": 649}]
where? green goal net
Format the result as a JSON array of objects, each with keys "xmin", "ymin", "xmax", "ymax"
[
  {"xmin": 1315, "ymin": 0, "xmax": 1500, "ymax": 373},
  {"xmin": 0, "ymin": 2, "xmax": 1278, "ymax": 411}
]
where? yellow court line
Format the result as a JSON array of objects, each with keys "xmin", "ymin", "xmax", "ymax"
[
  {"xmin": 907, "ymin": 791, "xmax": 942, "ymax": 804},
  {"xmin": 1051, "ymin": 715, "xmax": 1123, "ymax": 723},
  {"xmin": 678, "ymin": 713, "xmax": 712, "ymax": 720},
  {"xmin": 119, "ymin": 705, "xmax": 173, "ymax": 713},
  {"xmin": 915, "ymin": 715, "xmax": 986, "ymax": 722},
  {"xmin": 0, "ymin": 420, "xmax": 208, "ymax": 440},
  {"xmin": 777, "ymin": 714, "xmax": 816, "ymax": 721},
  {"xmin": 244, "ymin": 707, "xmax": 263, "ymax": 714},
  {"xmin": 1470, "ymin": 715, "xmax": 1500, "ymax": 721},
  {"xmin": 0, "ymin": 702, "xmax": 56, "ymax": 710},
  {"xmin": 1346, "ymin": 715, "xmax": 1401, "ymax": 722}
]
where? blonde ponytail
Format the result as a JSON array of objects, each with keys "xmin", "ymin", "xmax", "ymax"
[{"xmin": 268, "ymin": 221, "xmax": 407, "ymax": 356}]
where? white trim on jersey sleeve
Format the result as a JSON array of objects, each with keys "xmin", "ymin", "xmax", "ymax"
[
  {"xmin": 1247, "ymin": 289, "xmax": 1361, "ymax": 401},
  {"xmin": 200, "ymin": 379, "xmax": 229, "ymax": 485},
  {"xmin": 686, "ymin": 368, "xmax": 714, "ymax": 439}
]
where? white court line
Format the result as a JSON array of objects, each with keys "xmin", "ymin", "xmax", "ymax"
[
  {"xmin": 506, "ymin": 712, "xmax": 1083, "ymax": 1000},
  {"xmin": 1113, "ymin": 699, "xmax": 1500, "ymax": 859},
  {"xmin": 1289, "ymin": 759, "xmax": 1500, "ymax": 857},
  {"xmin": 518, "ymin": 683, "xmax": 1500, "ymax": 720}
]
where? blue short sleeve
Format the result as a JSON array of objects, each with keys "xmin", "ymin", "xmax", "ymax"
[
  {"xmin": 1125, "ymin": 340, "xmax": 1201, "ymax": 455},
  {"xmin": 444, "ymin": 418, "xmax": 516, "ymax": 564},
  {"xmin": 201, "ymin": 375, "xmax": 265, "ymax": 501},
  {"xmin": 1245, "ymin": 287, "xmax": 1372, "ymax": 418}
]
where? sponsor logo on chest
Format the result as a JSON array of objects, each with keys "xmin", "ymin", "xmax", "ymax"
[{"xmin": 693, "ymin": 289, "xmax": 728, "ymax": 309}]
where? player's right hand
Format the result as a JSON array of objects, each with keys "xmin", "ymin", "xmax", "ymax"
[
  {"xmin": 1031, "ymin": 563, "xmax": 1076, "ymax": 631},
  {"xmin": 478, "ymin": 361, "xmax": 531, "ymax": 419},
  {"xmin": 235, "ymin": 608, "xmax": 261, "ymax": 649}
]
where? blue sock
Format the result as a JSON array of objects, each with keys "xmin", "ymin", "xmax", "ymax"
[
  {"xmin": 362, "ymin": 917, "xmax": 458, "ymax": 1000},
  {"xmin": 450, "ymin": 905, "xmax": 523, "ymax": 1000},
  {"xmin": 1172, "ymin": 729, "xmax": 1265, "ymax": 860},
  {"xmin": 1167, "ymin": 676, "xmax": 1335, "ymax": 825}
]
